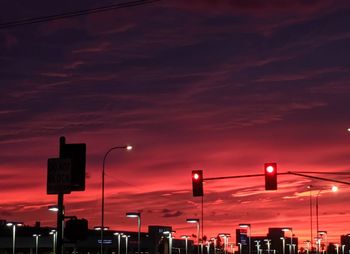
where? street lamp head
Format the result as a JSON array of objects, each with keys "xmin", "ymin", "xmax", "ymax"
[
  {"xmin": 318, "ymin": 231, "xmax": 327, "ymax": 235},
  {"xmin": 126, "ymin": 212, "xmax": 141, "ymax": 218},
  {"xmin": 239, "ymin": 224, "xmax": 251, "ymax": 228},
  {"xmin": 181, "ymin": 235, "xmax": 190, "ymax": 239},
  {"xmin": 6, "ymin": 222, "xmax": 23, "ymax": 227},
  {"xmin": 332, "ymin": 185, "xmax": 338, "ymax": 192},
  {"xmin": 282, "ymin": 228, "xmax": 292, "ymax": 232},
  {"xmin": 48, "ymin": 205, "xmax": 59, "ymax": 212},
  {"xmin": 126, "ymin": 145, "xmax": 133, "ymax": 151},
  {"xmin": 186, "ymin": 218, "xmax": 199, "ymax": 224},
  {"xmin": 33, "ymin": 234, "xmax": 41, "ymax": 237},
  {"xmin": 94, "ymin": 226, "xmax": 109, "ymax": 231},
  {"xmin": 122, "ymin": 234, "xmax": 130, "ymax": 238},
  {"xmin": 114, "ymin": 232, "xmax": 123, "ymax": 236}
]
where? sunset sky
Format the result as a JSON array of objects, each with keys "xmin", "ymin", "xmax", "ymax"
[{"xmin": 1, "ymin": 0, "xmax": 350, "ymax": 246}]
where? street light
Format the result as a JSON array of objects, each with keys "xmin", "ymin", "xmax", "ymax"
[
  {"xmin": 94, "ymin": 226, "xmax": 109, "ymax": 231},
  {"xmin": 254, "ymin": 240, "xmax": 261, "ymax": 254},
  {"xmin": 50, "ymin": 229, "xmax": 57, "ymax": 254},
  {"xmin": 114, "ymin": 232, "xmax": 123, "ymax": 254},
  {"xmin": 101, "ymin": 145, "xmax": 132, "ymax": 254},
  {"xmin": 318, "ymin": 231, "xmax": 328, "ymax": 254},
  {"xmin": 264, "ymin": 239, "xmax": 271, "ymax": 254},
  {"xmin": 282, "ymin": 228, "xmax": 293, "ymax": 254},
  {"xmin": 187, "ymin": 218, "xmax": 200, "ymax": 254},
  {"xmin": 122, "ymin": 235, "xmax": 131, "ymax": 254},
  {"xmin": 33, "ymin": 234, "xmax": 41, "ymax": 254},
  {"xmin": 164, "ymin": 231, "xmax": 175, "ymax": 254},
  {"xmin": 126, "ymin": 212, "xmax": 141, "ymax": 254},
  {"xmin": 280, "ymin": 237, "xmax": 286, "ymax": 254},
  {"xmin": 239, "ymin": 224, "xmax": 251, "ymax": 254},
  {"xmin": 238, "ymin": 243, "xmax": 242, "ymax": 254},
  {"xmin": 6, "ymin": 222, "xmax": 23, "ymax": 254},
  {"xmin": 181, "ymin": 235, "xmax": 191, "ymax": 254},
  {"xmin": 219, "ymin": 233, "xmax": 231, "ymax": 254}
]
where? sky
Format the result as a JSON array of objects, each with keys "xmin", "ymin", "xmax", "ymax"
[{"xmin": 1, "ymin": 0, "xmax": 350, "ymax": 247}]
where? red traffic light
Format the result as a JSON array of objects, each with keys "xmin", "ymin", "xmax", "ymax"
[
  {"xmin": 193, "ymin": 173, "xmax": 200, "ymax": 180},
  {"xmin": 264, "ymin": 163, "xmax": 277, "ymax": 190},
  {"xmin": 266, "ymin": 165, "xmax": 275, "ymax": 173},
  {"xmin": 192, "ymin": 170, "xmax": 203, "ymax": 197}
]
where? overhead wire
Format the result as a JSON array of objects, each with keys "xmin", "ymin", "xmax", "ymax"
[{"xmin": 0, "ymin": 0, "xmax": 161, "ymax": 29}]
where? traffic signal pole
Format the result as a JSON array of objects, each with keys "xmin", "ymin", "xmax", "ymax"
[{"xmin": 57, "ymin": 136, "xmax": 66, "ymax": 254}]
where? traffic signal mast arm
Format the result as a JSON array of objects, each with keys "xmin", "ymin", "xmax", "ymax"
[{"xmin": 203, "ymin": 171, "xmax": 350, "ymax": 185}]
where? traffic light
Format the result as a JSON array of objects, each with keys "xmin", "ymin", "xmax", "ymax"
[
  {"xmin": 60, "ymin": 143, "xmax": 86, "ymax": 191},
  {"xmin": 264, "ymin": 163, "xmax": 277, "ymax": 190},
  {"xmin": 192, "ymin": 170, "xmax": 203, "ymax": 196}
]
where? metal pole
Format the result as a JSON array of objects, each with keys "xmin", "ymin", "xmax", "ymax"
[
  {"xmin": 197, "ymin": 222, "xmax": 200, "ymax": 254},
  {"xmin": 310, "ymin": 188, "xmax": 313, "ymax": 250},
  {"xmin": 248, "ymin": 226, "xmax": 251, "ymax": 254},
  {"xmin": 118, "ymin": 234, "xmax": 121, "ymax": 254},
  {"xmin": 185, "ymin": 238, "xmax": 188, "ymax": 254},
  {"xmin": 35, "ymin": 236, "xmax": 39, "ymax": 254},
  {"xmin": 57, "ymin": 136, "xmax": 65, "ymax": 254},
  {"xmin": 138, "ymin": 216, "xmax": 141, "ymax": 254},
  {"xmin": 12, "ymin": 225, "xmax": 15, "ymax": 254},
  {"xmin": 201, "ymin": 196, "xmax": 204, "ymax": 251}
]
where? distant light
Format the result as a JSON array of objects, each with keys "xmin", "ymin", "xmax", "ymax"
[
  {"xmin": 239, "ymin": 224, "xmax": 251, "ymax": 228},
  {"xmin": 126, "ymin": 145, "xmax": 133, "ymax": 151},
  {"xmin": 332, "ymin": 185, "xmax": 338, "ymax": 192},
  {"xmin": 347, "ymin": 128, "xmax": 350, "ymax": 132},
  {"xmin": 186, "ymin": 218, "xmax": 199, "ymax": 224},
  {"xmin": 126, "ymin": 212, "xmax": 140, "ymax": 218},
  {"xmin": 6, "ymin": 222, "xmax": 14, "ymax": 227},
  {"xmin": 48, "ymin": 205, "xmax": 59, "ymax": 212},
  {"xmin": 193, "ymin": 173, "xmax": 199, "ymax": 180}
]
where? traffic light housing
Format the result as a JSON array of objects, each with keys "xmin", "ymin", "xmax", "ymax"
[
  {"xmin": 192, "ymin": 170, "xmax": 203, "ymax": 196},
  {"xmin": 60, "ymin": 143, "xmax": 86, "ymax": 191},
  {"xmin": 264, "ymin": 163, "xmax": 277, "ymax": 190}
]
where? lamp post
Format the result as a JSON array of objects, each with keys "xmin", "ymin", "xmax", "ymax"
[
  {"xmin": 219, "ymin": 234, "xmax": 230, "ymax": 254},
  {"xmin": 126, "ymin": 212, "xmax": 141, "ymax": 254},
  {"xmin": 164, "ymin": 231, "xmax": 175, "ymax": 254},
  {"xmin": 181, "ymin": 235, "xmax": 190, "ymax": 254},
  {"xmin": 318, "ymin": 231, "xmax": 328, "ymax": 254},
  {"xmin": 315, "ymin": 185, "xmax": 338, "ymax": 253},
  {"xmin": 238, "ymin": 243, "xmax": 242, "ymax": 254},
  {"xmin": 114, "ymin": 232, "xmax": 123, "ymax": 254},
  {"xmin": 187, "ymin": 218, "xmax": 200, "ymax": 254},
  {"xmin": 101, "ymin": 145, "xmax": 132, "ymax": 254},
  {"xmin": 335, "ymin": 244, "xmax": 340, "ymax": 254},
  {"xmin": 122, "ymin": 235, "xmax": 130, "ymax": 254},
  {"xmin": 254, "ymin": 240, "xmax": 260, "ymax": 254},
  {"xmin": 280, "ymin": 237, "xmax": 286, "ymax": 254},
  {"xmin": 282, "ymin": 228, "xmax": 293, "ymax": 254},
  {"xmin": 239, "ymin": 224, "xmax": 251, "ymax": 254},
  {"xmin": 264, "ymin": 239, "xmax": 271, "ymax": 254},
  {"xmin": 33, "ymin": 234, "xmax": 41, "ymax": 254},
  {"xmin": 6, "ymin": 222, "xmax": 23, "ymax": 254},
  {"xmin": 50, "ymin": 230, "xmax": 57, "ymax": 254}
]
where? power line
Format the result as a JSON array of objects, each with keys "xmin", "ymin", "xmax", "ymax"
[{"xmin": 0, "ymin": 0, "xmax": 160, "ymax": 29}]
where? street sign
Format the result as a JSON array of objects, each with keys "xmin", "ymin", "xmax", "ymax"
[{"xmin": 47, "ymin": 158, "xmax": 72, "ymax": 194}]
